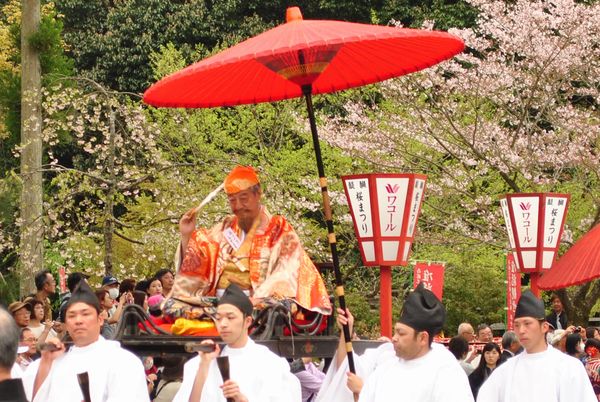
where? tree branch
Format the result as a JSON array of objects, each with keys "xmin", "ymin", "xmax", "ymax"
[{"xmin": 113, "ymin": 230, "xmax": 144, "ymax": 245}]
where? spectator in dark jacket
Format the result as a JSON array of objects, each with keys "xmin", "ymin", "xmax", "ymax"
[
  {"xmin": 546, "ymin": 294, "xmax": 568, "ymax": 330},
  {"xmin": 499, "ymin": 330, "xmax": 521, "ymax": 364}
]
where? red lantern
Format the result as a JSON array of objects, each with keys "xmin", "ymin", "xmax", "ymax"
[
  {"xmin": 343, "ymin": 173, "xmax": 427, "ymax": 337},
  {"xmin": 499, "ymin": 193, "xmax": 570, "ymax": 295},
  {"xmin": 342, "ymin": 173, "xmax": 427, "ymax": 266}
]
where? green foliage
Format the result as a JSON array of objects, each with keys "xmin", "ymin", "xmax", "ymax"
[
  {"xmin": 414, "ymin": 244, "xmax": 506, "ymax": 334},
  {"xmin": 56, "ymin": 0, "xmax": 476, "ymax": 93},
  {"xmin": 377, "ymin": 0, "xmax": 478, "ymax": 29},
  {"xmin": 38, "ymin": 13, "xmax": 74, "ymax": 77},
  {"xmin": 56, "ymin": 0, "xmax": 278, "ymax": 92},
  {"xmin": 0, "ymin": 270, "xmax": 20, "ymax": 305},
  {"xmin": 148, "ymin": 43, "xmax": 186, "ymax": 81},
  {"xmin": 0, "ymin": 68, "xmax": 20, "ymax": 173},
  {"xmin": 0, "ymin": 172, "xmax": 19, "ymax": 274},
  {"xmin": 0, "ymin": 2, "xmax": 73, "ymax": 176}
]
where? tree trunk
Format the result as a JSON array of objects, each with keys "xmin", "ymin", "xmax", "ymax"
[
  {"xmin": 103, "ymin": 107, "xmax": 116, "ymax": 275},
  {"xmin": 19, "ymin": 0, "xmax": 43, "ymax": 297},
  {"xmin": 557, "ymin": 280, "xmax": 600, "ymax": 326}
]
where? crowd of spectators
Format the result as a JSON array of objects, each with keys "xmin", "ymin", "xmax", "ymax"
[
  {"xmin": 1, "ymin": 267, "xmax": 179, "ymax": 401},
  {"xmin": 3, "ymin": 270, "xmax": 600, "ymax": 402}
]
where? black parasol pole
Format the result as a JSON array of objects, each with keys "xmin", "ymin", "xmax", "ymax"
[{"xmin": 302, "ymin": 84, "xmax": 356, "ymax": 376}]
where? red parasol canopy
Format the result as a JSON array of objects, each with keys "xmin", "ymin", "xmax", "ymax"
[
  {"xmin": 143, "ymin": 7, "xmax": 464, "ymax": 107},
  {"xmin": 539, "ymin": 223, "xmax": 600, "ymax": 290},
  {"xmin": 143, "ymin": 7, "xmax": 464, "ymax": 378}
]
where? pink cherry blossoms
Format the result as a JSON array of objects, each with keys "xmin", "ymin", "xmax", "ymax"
[{"xmin": 319, "ymin": 0, "xmax": 600, "ymax": 245}]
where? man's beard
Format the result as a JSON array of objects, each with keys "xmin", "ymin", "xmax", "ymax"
[{"xmin": 238, "ymin": 216, "xmax": 255, "ymax": 232}]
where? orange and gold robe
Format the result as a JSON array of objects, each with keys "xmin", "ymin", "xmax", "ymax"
[{"xmin": 166, "ymin": 207, "xmax": 331, "ymax": 319}]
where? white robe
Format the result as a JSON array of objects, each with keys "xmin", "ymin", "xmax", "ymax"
[
  {"xmin": 315, "ymin": 342, "xmax": 397, "ymax": 402},
  {"xmin": 11, "ymin": 363, "xmax": 23, "ymax": 379},
  {"xmin": 173, "ymin": 339, "xmax": 301, "ymax": 402},
  {"xmin": 358, "ymin": 344, "xmax": 474, "ymax": 402},
  {"xmin": 476, "ymin": 345, "xmax": 596, "ymax": 402},
  {"xmin": 22, "ymin": 337, "xmax": 149, "ymax": 402}
]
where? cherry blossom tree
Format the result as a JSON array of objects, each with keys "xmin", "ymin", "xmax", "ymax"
[
  {"xmin": 319, "ymin": 0, "xmax": 600, "ymax": 323},
  {"xmin": 38, "ymin": 78, "xmax": 185, "ymax": 278}
]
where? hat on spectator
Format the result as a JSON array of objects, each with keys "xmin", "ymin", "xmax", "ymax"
[
  {"xmin": 399, "ymin": 282, "xmax": 446, "ymax": 334},
  {"xmin": 102, "ymin": 275, "xmax": 119, "ymax": 287},
  {"xmin": 8, "ymin": 301, "xmax": 32, "ymax": 316}
]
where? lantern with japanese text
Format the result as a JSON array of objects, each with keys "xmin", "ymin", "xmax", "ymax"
[
  {"xmin": 499, "ymin": 193, "xmax": 570, "ymax": 295},
  {"xmin": 342, "ymin": 173, "xmax": 427, "ymax": 337},
  {"xmin": 342, "ymin": 173, "xmax": 427, "ymax": 266}
]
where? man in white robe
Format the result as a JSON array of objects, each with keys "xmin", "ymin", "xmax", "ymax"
[
  {"xmin": 22, "ymin": 282, "xmax": 149, "ymax": 402},
  {"xmin": 477, "ymin": 290, "xmax": 595, "ymax": 402},
  {"xmin": 358, "ymin": 283, "xmax": 473, "ymax": 402},
  {"xmin": 173, "ymin": 284, "xmax": 300, "ymax": 402},
  {"xmin": 316, "ymin": 329, "xmax": 458, "ymax": 402},
  {"xmin": 315, "ymin": 308, "xmax": 396, "ymax": 402}
]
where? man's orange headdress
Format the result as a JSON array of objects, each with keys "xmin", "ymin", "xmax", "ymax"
[{"xmin": 224, "ymin": 166, "xmax": 260, "ymax": 195}]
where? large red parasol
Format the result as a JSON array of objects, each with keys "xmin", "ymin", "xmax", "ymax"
[
  {"xmin": 538, "ymin": 223, "xmax": 600, "ymax": 290},
  {"xmin": 144, "ymin": 8, "xmax": 464, "ymax": 107},
  {"xmin": 143, "ymin": 7, "xmax": 464, "ymax": 376}
]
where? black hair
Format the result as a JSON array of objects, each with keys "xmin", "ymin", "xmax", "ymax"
[
  {"xmin": 549, "ymin": 294, "xmax": 562, "ymax": 303},
  {"xmin": 149, "ymin": 306, "xmax": 162, "ymax": 317},
  {"xmin": 586, "ymin": 327, "xmax": 599, "ymax": 340},
  {"xmin": 448, "ymin": 336, "xmax": 469, "ymax": 360},
  {"xmin": 133, "ymin": 290, "xmax": 147, "ymax": 308},
  {"xmin": 67, "ymin": 272, "xmax": 87, "ymax": 293},
  {"xmin": 566, "ymin": 333, "xmax": 582, "ymax": 356},
  {"xmin": 154, "ymin": 269, "xmax": 174, "ymax": 281},
  {"xmin": 160, "ymin": 356, "xmax": 185, "ymax": 382},
  {"xmin": 134, "ymin": 279, "xmax": 149, "ymax": 293},
  {"xmin": 585, "ymin": 338, "xmax": 600, "ymax": 352},
  {"xmin": 119, "ymin": 278, "xmax": 136, "ymax": 298},
  {"xmin": 474, "ymin": 342, "xmax": 501, "ymax": 374},
  {"xmin": 34, "ymin": 270, "xmax": 52, "ymax": 291}
]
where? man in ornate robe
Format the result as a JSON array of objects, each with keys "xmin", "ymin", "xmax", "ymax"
[
  {"xmin": 22, "ymin": 283, "xmax": 149, "ymax": 402},
  {"xmin": 165, "ymin": 165, "xmax": 331, "ymax": 319}
]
